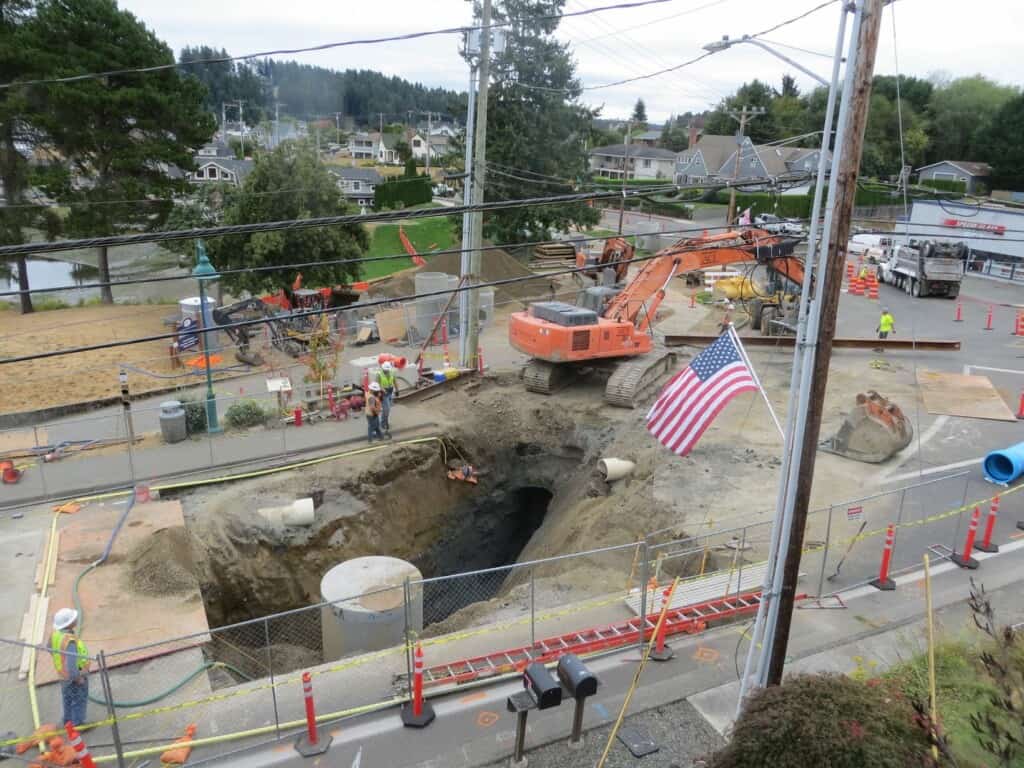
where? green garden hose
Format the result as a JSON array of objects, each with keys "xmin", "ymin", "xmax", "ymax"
[{"xmin": 86, "ymin": 662, "xmax": 253, "ymax": 709}]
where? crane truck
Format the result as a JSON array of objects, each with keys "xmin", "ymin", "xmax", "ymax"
[{"xmin": 508, "ymin": 229, "xmax": 805, "ymax": 407}]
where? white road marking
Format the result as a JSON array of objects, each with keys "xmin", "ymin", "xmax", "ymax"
[
  {"xmin": 966, "ymin": 365, "xmax": 1024, "ymax": 376},
  {"xmin": 881, "ymin": 457, "xmax": 982, "ymax": 485},
  {"xmin": 351, "ymin": 746, "xmax": 362, "ymax": 768}
]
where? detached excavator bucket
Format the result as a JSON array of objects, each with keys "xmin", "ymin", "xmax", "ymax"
[{"xmin": 819, "ymin": 391, "xmax": 913, "ymax": 463}]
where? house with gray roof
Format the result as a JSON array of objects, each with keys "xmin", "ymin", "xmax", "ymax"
[
  {"xmin": 916, "ymin": 160, "xmax": 991, "ymax": 194},
  {"xmin": 675, "ymin": 134, "xmax": 829, "ymax": 187},
  {"xmin": 589, "ymin": 144, "xmax": 679, "ymax": 180},
  {"xmin": 328, "ymin": 166, "xmax": 384, "ymax": 212},
  {"xmin": 188, "ymin": 143, "xmax": 253, "ymax": 187}
]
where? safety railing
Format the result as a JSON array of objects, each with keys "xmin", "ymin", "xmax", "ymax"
[{"xmin": 4, "ymin": 470, "xmax": 1019, "ymax": 766}]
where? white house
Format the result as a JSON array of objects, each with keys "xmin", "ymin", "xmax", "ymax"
[
  {"xmin": 188, "ymin": 142, "xmax": 253, "ymax": 187},
  {"xmin": 588, "ymin": 144, "xmax": 679, "ymax": 180},
  {"xmin": 348, "ymin": 132, "xmax": 376, "ymax": 160},
  {"xmin": 376, "ymin": 133, "xmax": 401, "ymax": 165}
]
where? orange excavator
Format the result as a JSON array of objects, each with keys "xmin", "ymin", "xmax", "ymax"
[{"xmin": 509, "ymin": 229, "xmax": 804, "ymax": 407}]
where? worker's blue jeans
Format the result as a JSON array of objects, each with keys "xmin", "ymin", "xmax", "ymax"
[
  {"xmin": 61, "ymin": 677, "xmax": 88, "ymax": 726},
  {"xmin": 367, "ymin": 414, "xmax": 383, "ymax": 442},
  {"xmin": 381, "ymin": 389, "xmax": 394, "ymax": 432}
]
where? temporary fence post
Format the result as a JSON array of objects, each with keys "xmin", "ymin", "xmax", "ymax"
[
  {"xmin": 870, "ymin": 524, "xmax": 896, "ymax": 591},
  {"xmin": 401, "ymin": 643, "xmax": 436, "ymax": 728},
  {"xmin": 1016, "ymin": 392, "xmax": 1024, "ymax": 420},
  {"xmin": 123, "ymin": 411, "xmax": 137, "ymax": 486},
  {"xmin": 891, "ymin": 489, "xmax": 907, "ymax": 563},
  {"xmin": 64, "ymin": 723, "xmax": 97, "ymax": 768},
  {"xmin": 206, "ymin": 425, "xmax": 215, "ymax": 469},
  {"xmin": 816, "ymin": 506, "xmax": 834, "ymax": 598},
  {"xmin": 637, "ymin": 543, "xmax": 649, "ymax": 652},
  {"xmin": 984, "ymin": 304, "xmax": 994, "ymax": 331},
  {"xmin": 954, "ymin": 300, "xmax": 962, "ymax": 322},
  {"xmin": 529, "ymin": 568, "xmax": 536, "ymax": 647},
  {"xmin": 735, "ymin": 526, "xmax": 747, "ymax": 593},
  {"xmin": 97, "ymin": 652, "xmax": 126, "ymax": 768},
  {"xmin": 403, "ymin": 578, "xmax": 414, "ymax": 692},
  {"xmin": 951, "ymin": 506, "xmax": 982, "ymax": 570},
  {"xmin": 294, "ymin": 671, "xmax": 331, "ymax": 756},
  {"xmin": 264, "ymin": 618, "xmax": 282, "ymax": 739},
  {"xmin": 975, "ymin": 496, "xmax": 1000, "ymax": 553}
]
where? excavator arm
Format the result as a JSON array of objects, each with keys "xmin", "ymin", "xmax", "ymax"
[{"xmin": 601, "ymin": 228, "xmax": 803, "ymax": 327}]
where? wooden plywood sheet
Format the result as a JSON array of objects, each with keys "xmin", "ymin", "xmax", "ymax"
[
  {"xmin": 374, "ymin": 308, "xmax": 407, "ymax": 343},
  {"xmin": 36, "ymin": 500, "xmax": 210, "ymax": 685},
  {"xmin": 916, "ymin": 370, "xmax": 1017, "ymax": 422}
]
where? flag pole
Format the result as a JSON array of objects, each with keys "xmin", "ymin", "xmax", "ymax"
[{"xmin": 728, "ymin": 324, "xmax": 784, "ymax": 440}]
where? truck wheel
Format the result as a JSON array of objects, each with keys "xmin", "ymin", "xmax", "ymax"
[
  {"xmin": 904, "ymin": 278, "xmax": 912, "ymax": 295},
  {"xmin": 911, "ymin": 280, "xmax": 921, "ymax": 298}
]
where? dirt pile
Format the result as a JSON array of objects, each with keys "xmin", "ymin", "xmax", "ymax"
[
  {"xmin": 125, "ymin": 527, "xmax": 200, "ymax": 596},
  {"xmin": 374, "ymin": 248, "xmax": 555, "ymax": 302}
]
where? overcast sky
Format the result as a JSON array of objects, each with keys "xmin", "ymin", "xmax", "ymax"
[{"xmin": 118, "ymin": 0, "xmax": 1024, "ymax": 123}]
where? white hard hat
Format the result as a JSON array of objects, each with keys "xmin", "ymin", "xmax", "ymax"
[
  {"xmin": 54, "ymin": 608, "xmax": 78, "ymax": 631},
  {"xmin": 369, "ymin": 381, "xmax": 382, "ymax": 392},
  {"xmin": 382, "ymin": 361, "xmax": 393, "ymax": 371}
]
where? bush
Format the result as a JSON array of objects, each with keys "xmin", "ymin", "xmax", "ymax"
[
  {"xmin": 180, "ymin": 397, "xmax": 207, "ymax": 435},
  {"xmin": 224, "ymin": 399, "xmax": 270, "ymax": 429},
  {"xmin": 919, "ymin": 177, "xmax": 967, "ymax": 194},
  {"xmin": 707, "ymin": 674, "xmax": 931, "ymax": 768},
  {"xmin": 374, "ymin": 174, "xmax": 431, "ymax": 210}
]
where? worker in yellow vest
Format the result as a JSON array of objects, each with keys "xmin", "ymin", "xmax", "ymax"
[
  {"xmin": 50, "ymin": 608, "xmax": 89, "ymax": 726},
  {"xmin": 376, "ymin": 362, "xmax": 399, "ymax": 435},
  {"xmin": 877, "ymin": 308, "xmax": 895, "ymax": 340}
]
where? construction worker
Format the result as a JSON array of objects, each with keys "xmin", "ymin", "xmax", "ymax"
[
  {"xmin": 365, "ymin": 382, "xmax": 387, "ymax": 443},
  {"xmin": 859, "ymin": 264, "xmax": 870, "ymax": 281},
  {"xmin": 51, "ymin": 608, "xmax": 89, "ymax": 726},
  {"xmin": 877, "ymin": 307, "xmax": 895, "ymax": 340},
  {"xmin": 376, "ymin": 361, "xmax": 399, "ymax": 435}
]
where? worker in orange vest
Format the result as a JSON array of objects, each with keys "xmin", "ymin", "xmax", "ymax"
[
  {"xmin": 365, "ymin": 382, "xmax": 386, "ymax": 443},
  {"xmin": 51, "ymin": 608, "xmax": 89, "ymax": 726}
]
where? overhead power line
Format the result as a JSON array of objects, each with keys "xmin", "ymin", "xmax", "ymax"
[{"xmin": 0, "ymin": 0, "xmax": 676, "ymax": 90}]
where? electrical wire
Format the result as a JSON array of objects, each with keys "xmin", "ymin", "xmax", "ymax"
[
  {"xmin": 0, "ymin": 235, "xmax": 810, "ymax": 365},
  {"xmin": 0, "ymin": 0, "xmax": 677, "ymax": 90}
]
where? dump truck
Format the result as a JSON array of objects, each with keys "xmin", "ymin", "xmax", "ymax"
[{"xmin": 878, "ymin": 240, "xmax": 965, "ymax": 298}]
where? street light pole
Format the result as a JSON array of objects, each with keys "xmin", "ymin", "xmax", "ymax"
[
  {"xmin": 703, "ymin": 35, "xmax": 832, "ymax": 88},
  {"xmin": 192, "ymin": 240, "xmax": 221, "ymax": 434}
]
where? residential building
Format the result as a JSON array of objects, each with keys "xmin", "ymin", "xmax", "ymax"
[
  {"xmin": 348, "ymin": 132, "xmax": 376, "ymax": 160},
  {"xmin": 633, "ymin": 129, "xmax": 662, "ymax": 147},
  {"xmin": 188, "ymin": 142, "xmax": 253, "ymax": 187},
  {"xmin": 328, "ymin": 166, "xmax": 383, "ymax": 213},
  {"xmin": 675, "ymin": 133, "xmax": 829, "ymax": 186},
  {"xmin": 916, "ymin": 161, "xmax": 991, "ymax": 194},
  {"xmin": 377, "ymin": 133, "xmax": 402, "ymax": 165},
  {"xmin": 588, "ymin": 144, "xmax": 679, "ymax": 180}
]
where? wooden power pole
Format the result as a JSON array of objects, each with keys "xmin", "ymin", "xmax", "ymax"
[
  {"xmin": 725, "ymin": 105, "xmax": 765, "ymax": 225},
  {"xmin": 765, "ymin": 0, "xmax": 886, "ymax": 685}
]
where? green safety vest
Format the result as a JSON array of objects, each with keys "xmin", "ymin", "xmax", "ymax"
[
  {"xmin": 50, "ymin": 630, "xmax": 88, "ymax": 679},
  {"xmin": 879, "ymin": 313, "xmax": 894, "ymax": 333},
  {"xmin": 377, "ymin": 370, "xmax": 396, "ymax": 390}
]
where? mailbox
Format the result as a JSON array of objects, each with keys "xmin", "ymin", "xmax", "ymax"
[
  {"xmin": 557, "ymin": 654, "xmax": 598, "ymax": 699},
  {"xmin": 523, "ymin": 662, "xmax": 562, "ymax": 710}
]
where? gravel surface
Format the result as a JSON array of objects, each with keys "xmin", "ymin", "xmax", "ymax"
[{"xmin": 481, "ymin": 698, "xmax": 725, "ymax": 768}]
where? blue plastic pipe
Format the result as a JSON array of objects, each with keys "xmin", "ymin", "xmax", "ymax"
[{"xmin": 983, "ymin": 441, "xmax": 1024, "ymax": 484}]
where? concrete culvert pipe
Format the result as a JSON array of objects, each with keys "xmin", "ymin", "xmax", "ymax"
[
  {"xmin": 257, "ymin": 497, "xmax": 316, "ymax": 526},
  {"xmin": 598, "ymin": 458, "xmax": 636, "ymax": 481},
  {"xmin": 983, "ymin": 441, "xmax": 1024, "ymax": 484}
]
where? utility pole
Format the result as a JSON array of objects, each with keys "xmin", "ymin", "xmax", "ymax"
[
  {"xmin": 617, "ymin": 122, "xmax": 632, "ymax": 234},
  {"xmin": 726, "ymin": 105, "xmax": 765, "ymax": 225},
  {"xmin": 425, "ymin": 111, "xmax": 433, "ymax": 177},
  {"xmin": 464, "ymin": 0, "xmax": 493, "ymax": 369},
  {"xmin": 379, "ymin": 112, "xmax": 384, "ymax": 135},
  {"xmin": 221, "ymin": 102, "xmax": 227, "ymax": 137},
  {"xmin": 236, "ymin": 100, "xmax": 245, "ymax": 157},
  {"xmin": 334, "ymin": 112, "xmax": 343, "ymax": 145},
  {"xmin": 764, "ymin": 0, "xmax": 885, "ymax": 686},
  {"xmin": 457, "ymin": 25, "xmax": 479, "ymax": 369}
]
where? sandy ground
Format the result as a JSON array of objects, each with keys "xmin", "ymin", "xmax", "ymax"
[{"xmin": 0, "ymin": 304, "xmax": 298, "ymax": 415}]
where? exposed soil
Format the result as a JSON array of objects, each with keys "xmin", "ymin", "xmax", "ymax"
[{"xmin": 124, "ymin": 526, "xmax": 201, "ymax": 596}]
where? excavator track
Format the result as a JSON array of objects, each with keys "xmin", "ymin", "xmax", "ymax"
[
  {"xmin": 523, "ymin": 360, "xmax": 577, "ymax": 395},
  {"xmin": 604, "ymin": 348, "xmax": 678, "ymax": 408}
]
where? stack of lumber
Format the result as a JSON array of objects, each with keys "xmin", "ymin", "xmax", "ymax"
[{"xmin": 532, "ymin": 243, "xmax": 577, "ymax": 265}]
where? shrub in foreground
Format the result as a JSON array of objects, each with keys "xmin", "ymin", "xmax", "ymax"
[{"xmin": 707, "ymin": 673, "xmax": 930, "ymax": 768}]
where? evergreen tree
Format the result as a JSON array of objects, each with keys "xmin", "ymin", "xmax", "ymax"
[
  {"xmin": 978, "ymin": 94, "xmax": 1024, "ymax": 190},
  {"xmin": 477, "ymin": 0, "xmax": 599, "ymax": 243},
  {"xmin": 209, "ymin": 141, "xmax": 367, "ymax": 295},
  {"xmin": 0, "ymin": 0, "xmax": 60, "ymax": 313},
  {"xmin": 630, "ymin": 98, "xmax": 648, "ymax": 128},
  {"xmin": 703, "ymin": 80, "xmax": 778, "ymax": 144},
  {"xmin": 31, "ymin": 0, "xmax": 215, "ymax": 303}
]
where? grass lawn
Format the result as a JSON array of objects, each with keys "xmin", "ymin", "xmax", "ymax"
[
  {"xmin": 885, "ymin": 639, "xmax": 1019, "ymax": 768},
  {"xmin": 360, "ymin": 216, "xmax": 456, "ymax": 280}
]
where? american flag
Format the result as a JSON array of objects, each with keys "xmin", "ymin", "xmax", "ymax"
[{"xmin": 646, "ymin": 330, "xmax": 757, "ymax": 456}]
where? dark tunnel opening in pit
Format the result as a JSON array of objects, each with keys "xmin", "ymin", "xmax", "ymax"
[{"xmin": 415, "ymin": 485, "xmax": 553, "ymax": 625}]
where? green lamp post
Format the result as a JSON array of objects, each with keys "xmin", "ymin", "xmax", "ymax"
[{"xmin": 192, "ymin": 240, "xmax": 222, "ymax": 433}]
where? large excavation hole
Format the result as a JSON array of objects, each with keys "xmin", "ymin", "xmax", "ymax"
[{"xmin": 416, "ymin": 485, "xmax": 553, "ymax": 624}]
